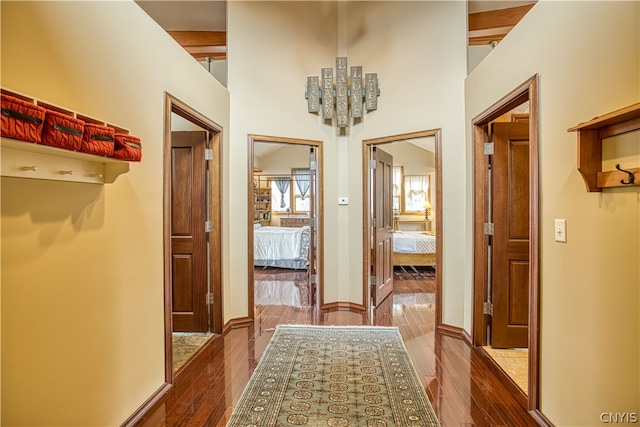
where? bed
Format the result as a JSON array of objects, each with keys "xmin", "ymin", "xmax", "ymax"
[
  {"xmin": 254, "ymin": 224, "xmax": 311, "ymax": 270},
  {"xmin": 392, "ymin": 230, "xmax": 436, "ymax": 266}
]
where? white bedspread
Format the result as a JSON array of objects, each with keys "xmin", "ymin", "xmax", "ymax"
[
  {"xmin": 393, "ymin": 231, "xmax": 436, "ymax": 254},
  {"xmin": 254, "ymin": 226, "xmax": 308, "ymax": 261}
]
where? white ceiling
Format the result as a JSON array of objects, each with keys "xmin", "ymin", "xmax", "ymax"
[
  {"xmin": 135, "ymin": 1, "xmax": 226, "ymax": 31},
  {"xmin": 136, "ymin": 1, "xmax": 536, "ymax": 32}
]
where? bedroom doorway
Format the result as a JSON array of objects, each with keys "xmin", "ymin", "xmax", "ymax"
[
  {"xmin": 163, "ymin": 93, "xmax": 223, "ymax": 382},
  {"xmin": 248, "ymin": 135, "xmax": 323, "ymax": 318},
  {"xmin": 362, "ymin": 130, "xmax": 442, "ymax": 323}
]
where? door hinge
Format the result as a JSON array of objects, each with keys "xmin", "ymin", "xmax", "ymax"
[
  {"xmin": 205, "ymin": 220, "xmax": 213, "ymax": 232},
  {"xmin": 483, "ymin": 222, "xmax": 494, "ymax": 235},
  {"xmin": 483, "ymin": 301, "xmax": 493, "ymax": 316},
  {"xmin": 207, "ymin": 292, "xmax": 214, "ymax": 305},
  {"xmin": 310, "ymin": 274, "xmax": 317, "ymax": 284},
  {"xmin": 369, "ymin": 159, "xmax": 377, "ymax": 169},
  {"xmin": 371, "ymin": 218, "xmax": 377, "ymax": 227},
  {"xmin": 309, "ymin": 160, "xmax": 317, "ymax": 171},
  {"xmin": 310, "ymin": 217, "xmax": 317, "ymax": 227},
  {"xmin": 205, "ymin": 148, "xmax": 213, "ymax": 160},
  {"xmin": 484, "ymin": 142, "xmax": 494, "ymax": 155},
  {"xmin": 371, "ymin": 275, "xmax": 376, "ymax": 285}
]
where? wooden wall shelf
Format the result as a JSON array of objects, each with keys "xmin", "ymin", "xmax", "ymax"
[
  {"xmin": 1, "ymin": 87, "xmax": 132, "ymax": 184},
  {"xmin": 1, "ymin": 137, "xmax": 130, "ymax": 184},
  {"xmin": 568, "ymin": 102, "xmax": 640, "ymax": 192}
]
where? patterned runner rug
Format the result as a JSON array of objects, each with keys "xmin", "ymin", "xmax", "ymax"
[{"xmin": 227, "ymin": 325, "xmax": 440, "ymax": 426}]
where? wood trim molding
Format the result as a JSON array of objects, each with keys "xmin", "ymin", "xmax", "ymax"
[
  {"xmin": 224, "ymin": 317, "xmax": 254, "ymax": 334},
  {"xmin": 468, "ymin": 4, "xmax": 536, "ymax": 46},
  {"xmin": 321, "ymin": 302, "xmax": 366, "ymax": 311},
  {"xmin": 530, "ymin": 410, "xmax": 554, "ymax": 427},
  {"xmin": 436, "ymin": 324, "xmax": 467, "ymax": 341},
  {"xmin": 471, "ymin": 75, "xmax": 541, "ymax": 412},
  {"xmin": 362, "ymin": 129, "xmax": 443, "ymax": 324},
  {"xmin": 120, "ymin": 383, "xmax": 172, "ymax": 427},
  {"xmin": 247, "ymin": 134, "xmax": 324, "ymax": 319},
  {"xmin": 163, "ymin": 92, "xmax": 224, "ymax": 385},
  {"xmin": 167, "ymin": 31, "xmax": 227, "ymax": 60}
]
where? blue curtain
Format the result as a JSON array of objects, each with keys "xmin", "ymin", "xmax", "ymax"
[{"xmin": 294, "ymin": 169, "xmax": 310, "ymax": 200}]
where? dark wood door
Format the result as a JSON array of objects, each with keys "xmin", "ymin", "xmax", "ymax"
[
  {"xmin": 372, "ymin": 147, "xmax": 394, "ymax": 306},
  {"xmin": 491, "ymin": 122, "xmax": 529, "ymax": 348},
  {"xmin": 171, "ymin": 131, "xmax": 208, "ymax": 332}
]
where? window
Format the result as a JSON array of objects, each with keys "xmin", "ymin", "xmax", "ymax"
[
  {"xmin": 404, "ymin": 175, "xmax": 430, "ymax": 212},
  {"xmin": 269, "ymin": 169, "xmax": 311, "ymax": 214},
  {"xmin": 393, "ymin": 166, "xmax": 431, "ymax": 214}
]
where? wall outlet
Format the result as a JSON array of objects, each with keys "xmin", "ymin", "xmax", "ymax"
[
  {"xmin": 338, "ymin": 197, "xmax": 348, "ymax": 205},
  {"xmin": 554, "ymin": 219, "xmax": 567, "ymax": 243}
]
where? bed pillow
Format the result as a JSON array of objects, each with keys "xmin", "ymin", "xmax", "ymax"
[{"xmin": 254, "ymin": 222, "xmax": 262, "ymax": 230}]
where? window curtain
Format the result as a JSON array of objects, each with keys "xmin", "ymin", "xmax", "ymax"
[
  {"xmin": 404, "ymin": 175, "xmax": 429, "ymax": 211},
  {"xmin": 273, "ymin": 177, "xmax": 290, "ymax": 208},
  {"xmin": 293, "ymin": 168, "xmax": 310, "ymax": 200},
  {"xmin": 392, "ymin": 167, "xmax": 402, "ymax": 197}
]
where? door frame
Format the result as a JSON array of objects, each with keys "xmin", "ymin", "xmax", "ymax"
[
  {"xmin": 247, "ymin": 134, "xmax": 324, "ymax": 317},
  {"xmin": 362, "ymin": 129, "xmax": 443, "ymax": 325},
  {"xmin": 163, "ymin": 92, "xmax": 223, "ymax": 384},
  {"xmin": 471, "ymin": 74, "xmax": 540, "ymax": 410}
]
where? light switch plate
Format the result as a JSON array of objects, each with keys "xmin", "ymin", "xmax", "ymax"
[
  {"xmin": 555, "ymin": 219, "xmax": 567, "ymax": 243},
  {"xmin": 338, "ymin": 197, "xmax": 348, "ymax": 205}
]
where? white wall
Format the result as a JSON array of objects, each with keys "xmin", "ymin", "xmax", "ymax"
[
  {"xmin": 1, "ymin": 1, "xmax": 230, "ymax": 425},
  {"xmin": 465, "ymin": 1, "xmax": 639, "ymax": 425},
  {"xmin": 228, "ymin": 0, "xmax": 467, "ymax": 320}
]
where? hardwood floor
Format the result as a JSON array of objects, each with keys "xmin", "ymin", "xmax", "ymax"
[{"xmin": 133, "ymin": 272, "xmax": 539, "ymax": 427}]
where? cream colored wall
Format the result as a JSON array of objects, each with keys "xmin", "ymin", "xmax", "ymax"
[
  {"xmin": 465, "ymin": 2, "xmax": 639, "ymax": 425},
  {"xmin": 228, "ymin": 1, "xmax": 467, "ymax": 320},
  {"xmin": 227, "ymin": 1, "xmax": 338, "ymax": 310},
  {"xmin": 1, "ymin": 1, "xmax": 230, "ymax": 425},
  {"xmin": 257, "ymin": 145, "xmax": 310, "ymax": 173}
]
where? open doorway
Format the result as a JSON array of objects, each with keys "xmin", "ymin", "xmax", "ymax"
[
  {"xmin": 163, "ymin": 93, "xmax": 223, "ymax": 382},
  {"xmin": 362, "ymin": 130, "xmax": 443, "ymax": 323},
  {"xmin": 472, "ymin": 75, "xmax": 540, "ymax": 410},
  {"xmin": 248, "ymin": 135, "xmax": 323, "ymax": 319}
]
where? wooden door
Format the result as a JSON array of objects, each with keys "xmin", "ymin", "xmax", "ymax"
[
  {"xmin": 171, "ymin": 131, "xmax": 209, "ymax": 332},
  {"xmin": 491, "ymin": 122, "xmax": 529, "ymax": 348},
  {"xmin": 371, "ymin": 147, "xmax": 394, "ymax": 306}
]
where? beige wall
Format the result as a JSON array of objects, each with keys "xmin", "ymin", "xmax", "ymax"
[
  {"xmin": 465, "ymin": 1, "xmax": 639, "ymax": 425},
  {"xmin": 1, "ymin": 1, "xmax": 230, "ymax": 425},
  {"xmin": 228, "ymin": 0, "xmax": 467, "ymax": 318}
]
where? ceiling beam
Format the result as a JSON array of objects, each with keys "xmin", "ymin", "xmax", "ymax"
[
  {"xmin": 167, "ymin": 30, "xmax": 227, "ymax": 60},
  {"xmin": 468, "ymin": 3, "xmax": 535, "ymax": 46}
]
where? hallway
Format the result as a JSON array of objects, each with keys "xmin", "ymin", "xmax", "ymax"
[{"xmin": 135, "ymin": 287, "xmax": 539, "ymax": 426}]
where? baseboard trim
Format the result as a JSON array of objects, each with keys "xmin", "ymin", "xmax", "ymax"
[
  {"xmin": 436, "ymin": 323, "xmax": 467, "ymax": 341},
  {"xmin": 120, "ymin": 382, "xmax": 172, "ymax": 427},
  {"xmin": 223, "ymin": 317, "xmax": 253, "ymax": 333},
  {"xmin": 530, "ymin": 409, "xmax": 554, "ymax": 427},
  {"xmin": 321, "ymin": 301, "xmax": 366, "ymax": 311}
]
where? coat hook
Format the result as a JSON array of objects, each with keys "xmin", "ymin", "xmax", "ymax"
[
  {"xmin": 21, "ymin": 165, "xmax": 37, "ymax": 171},
  {"xmin": 615, "ymin": 164, "xmax": 635, "ymax": 185},
  {"xmin": 59, "ymin": 170, "xmax": 74, "ymax": 175}
]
